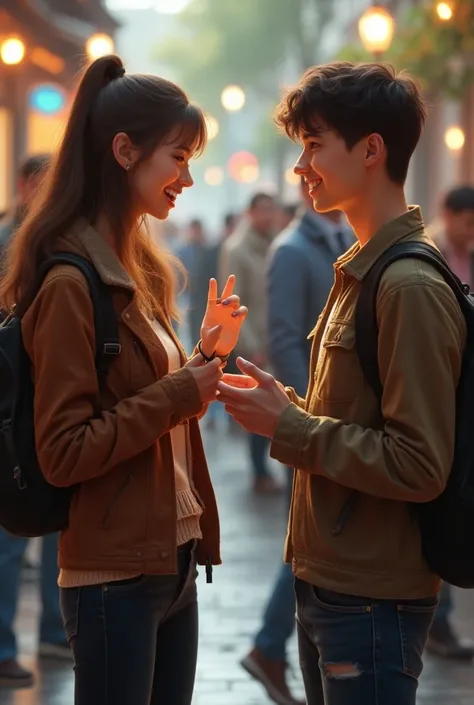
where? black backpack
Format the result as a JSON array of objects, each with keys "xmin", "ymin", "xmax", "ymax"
[
  {"xmin": 0, "ymin": 253, "xmax": 120, "ymax": 537},
  {"xmin": 355, "ymin": 241, "xmax": 474, "ymax": 588}
]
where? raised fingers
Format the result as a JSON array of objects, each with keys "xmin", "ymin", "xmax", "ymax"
[
  {"xmin": 207, "ymin": 278, "xmax": 218, "ymax": 302},
  {"xmin": 220, "ymin": 275, "xmax": 235, "ymax": 300}
]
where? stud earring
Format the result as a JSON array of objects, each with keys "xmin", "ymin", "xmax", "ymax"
[{"xmin": 125, "ymin": 162, "xmax": 131, "ymax": 171}]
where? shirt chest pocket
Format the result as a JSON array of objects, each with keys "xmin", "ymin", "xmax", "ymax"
[{"xmin": 314, "ymin": 321, "xmax": 361, "ymax": 403}]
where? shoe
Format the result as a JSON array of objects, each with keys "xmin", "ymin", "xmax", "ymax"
[
  {"xmin": 38, "ymin": 641, "xmax": 72, "ymax": 660},
  {"xmin": 241, "ymin": 648, "xmax": 306, "ymax": 705},
  {"xmin": 253, "ymin": 477, "xmax": 283, "ymax": 494},
  {"xmin": 426, "ymin": 621, "xmax": 474, "ymax": 660},
  {"xmin": 0, "ymin": 658, "xmax": 34, "ymax": 688}
]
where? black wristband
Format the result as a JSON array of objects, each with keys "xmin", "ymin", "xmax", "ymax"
[{"xmin": 198, "ymin": 340, "xmax": 216, "ymax": 363}]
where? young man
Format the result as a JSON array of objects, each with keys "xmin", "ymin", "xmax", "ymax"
[{"xmin": 217, "ymin": 62, "xmax": 465, "ymax": 705}]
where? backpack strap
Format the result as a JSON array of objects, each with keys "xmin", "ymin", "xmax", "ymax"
[
  {"xmin": 355, "ymin": 241, "xmax": 469, "ymax": 401},
  {"xmin": 37, "ymin": 253, "xmax": 120, "ymax": 392}
]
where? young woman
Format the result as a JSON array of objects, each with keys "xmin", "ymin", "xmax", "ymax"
[{"xmin": 0, "ymin": 55, "xmax": 247, "ymax": 705}]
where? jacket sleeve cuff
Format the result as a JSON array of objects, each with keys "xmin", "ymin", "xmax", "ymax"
[
  {"xmin": 270, "ymin": 402, "xmax": 313, "ymax": 468},
  {"xmin": 161, "ymin": 368, "xmax": 204, "ymax": 422}
]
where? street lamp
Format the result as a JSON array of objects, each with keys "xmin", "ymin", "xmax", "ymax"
[
  {"xmin": 86, "ymin": 33, "xmax": 114, "ymax": 61},
  {"xmin": 0, "ymin": 37, "xmax": 26, "ymax": 65},
  {"xmin": 445, "ymin": 126, "xmax": 465, "ymax": 151},
  {"xmin": 221, "ymin": 85, "xmax": 246, "ymax": 112},
  {"xmin": 358, "ymin": 5, "xmax": 395, "ymax": 57},
  {"xmin": 436, "ymin": 2, "xmax": 454, "ymax": 21}
]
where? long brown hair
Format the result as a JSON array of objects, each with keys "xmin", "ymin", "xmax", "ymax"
[{"xmin": 0, "ymin": 55, "xmax": 207, "ymax": 319}]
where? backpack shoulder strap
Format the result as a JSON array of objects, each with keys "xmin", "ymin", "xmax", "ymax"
[
  {"xmin": 37, "ymin": 253, "xmax": 120, "ymax": 391},
  {"xmin": 355, "ymin": 241, "xmax": 468, "ymax": 402}
]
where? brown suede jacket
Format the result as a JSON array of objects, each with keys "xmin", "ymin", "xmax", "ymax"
[
  {"xmin": 21, "ymin": 219, "xmax": 220, "ymax": 574},
  {"xmin": 270, "ymin": 207, "xmax": 465, "ymax": 599}
]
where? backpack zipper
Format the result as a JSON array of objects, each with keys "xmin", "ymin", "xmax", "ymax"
[{"xmin": 1, "ymin": 419, "xmax": 27, "ymax": 490}]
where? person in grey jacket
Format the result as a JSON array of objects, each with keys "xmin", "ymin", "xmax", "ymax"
[{"xmin": 240, "ymin": 177, "xmax": 353, "ymax": 705}]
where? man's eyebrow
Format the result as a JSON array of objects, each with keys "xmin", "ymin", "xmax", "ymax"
[{"xmin": 301, "ymin": 126, "xmax": 326, "ymax": 139}]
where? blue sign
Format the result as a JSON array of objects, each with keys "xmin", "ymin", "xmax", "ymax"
[{"xmin": 29, "ymin": 84, "xmax": 66, "ymax": 116}]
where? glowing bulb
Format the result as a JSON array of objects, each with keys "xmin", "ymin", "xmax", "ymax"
[
  {"xmin": 86, "ymin": 34, "xmax": 114, "ymax": 60},
  {"xmin": 1, "ymin": 38, "xmax": 26, "ymax": 65},
  {"xmin": 436, "ymin": 2, "xmax": 453, "ymax": 20},
  {"xmin": 358, "ymin": 6, "xmax": 395, "ymax": 54},
  {"xmin": 445, "ymin": 126, "xmax": 465, "ymax": 151},
  {"xmin": 221, "ymin": 85, "xmax": 246, "ymax": 112}
]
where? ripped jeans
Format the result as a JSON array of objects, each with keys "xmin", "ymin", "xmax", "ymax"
[{"xmin": 294, "ymin": 577, "xmax": 437, "ymax": 705}]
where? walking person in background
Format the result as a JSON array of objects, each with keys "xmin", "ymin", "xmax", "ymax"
[
  {"xmin": 177, "ymin": 218, "xmax": 208, "ymax": 347},
  {"xmin": 220, "ymin": 193, "xmax": 281, "ymax": 492},
  {"xmin": 0, "ymin": 153, "xmax": 69, "ymax": 690},
  {"xmin": 0, "ymin": 55, "xmax": 247, "ymax": 705},
  {"xmin": 241, "ymin": 177, "xmax": 353, "ymax": 705},
  {"xmin": 424, "ymin": 184, "xmax": 474, "ymax": 660}
]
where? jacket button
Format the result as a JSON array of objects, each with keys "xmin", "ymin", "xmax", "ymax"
[
  {"xmin": 160, "ymin": 551, "xmax": 169, "ymax": 559},
  {"xmin": 125, "ymin": 312, "xmax": 131, "ymax": 320}
]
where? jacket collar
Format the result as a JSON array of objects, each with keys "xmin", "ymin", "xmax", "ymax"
[
  {"xmin": 340, "ymin": 206, "xmax": 425, "ymax": 281},
  {"xmin": 62, "ymin": 218, "xmax": 136, "ymax": 293}
]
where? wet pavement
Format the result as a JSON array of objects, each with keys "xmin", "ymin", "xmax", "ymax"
[{"xmin": 1, "ymin": 421, "xmax": 474, "ymax": 704}]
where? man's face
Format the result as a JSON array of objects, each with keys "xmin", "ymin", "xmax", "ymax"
[
  {"xmin": 248, "ymin": 197, "xmax": 276, "ymax": 236},
  {"xmin": 443, "ymin": 208, "xmax": 474, "ymax": 250},
  {"xmin": 294, "ymin": 124, "xmax": 369, "ymax": 215}
]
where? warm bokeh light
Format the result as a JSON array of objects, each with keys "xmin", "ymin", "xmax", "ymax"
[
  {"xmin": 285, "ymin": 168, "xmax": 300, "ymax": 186},
  {"xmin": 436, "ymin": 2, "xmax": 453, "ymax": 20},
  {"xmin": 205, "ymin": 115, "xmax": 220, "ymax": 141},
  {"xmin": 221, "ymin": 85, "xmax": 246, "ymax": 112},
  {"xmin": 1, "ymin": 37, "xmax": 26, "ymax": 65},
  {"xmin": 204, "ymin": 166, "xmax": 224, "ymax": 186},
  {"xmin": 445, "ymin": 126, "xmax": 465, "ymax": 151},
  {"xmin": 86, "ymin": 33, "xmax": 114, "ymax": 60},
  {"xmin": 227, "ymin": 151, "xmax": 259, "ymax": 182},
  {"xmin": 358, "ymin": 6, "xmax": 395, "ymax": 55}
]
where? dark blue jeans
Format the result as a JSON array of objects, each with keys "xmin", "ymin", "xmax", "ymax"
[
  {"xmin": 249, "ymin": 433, "xmax": 271, "ymax": 480},
  {"xmin": 60, "ymin": 542, "xmax": 198, "ymax": 705},
  {"xmin": 295, "ymin": 577, "xmax": 437, "ymax": 705}
]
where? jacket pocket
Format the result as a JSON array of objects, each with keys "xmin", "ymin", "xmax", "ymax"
[
  {"xmin": 314, "ymin": 322, "xmax": 361, "ymax": 403},
  {"xmin": 100, "ymin": 474, "xmax": 132, "ymax": 528}
]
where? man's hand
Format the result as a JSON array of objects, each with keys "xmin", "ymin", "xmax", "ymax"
[{"xmin": 217, "ymin": 357, "xmax": 291, "ymax": 437}]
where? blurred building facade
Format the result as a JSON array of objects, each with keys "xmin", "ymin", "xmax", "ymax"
[{"xmin": 0, "ymin": 0, "xmax": 118, "ymax": 213}]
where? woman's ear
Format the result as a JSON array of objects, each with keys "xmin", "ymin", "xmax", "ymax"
[{"xmin": 112, "ymin": 132, "xmax": 141, "ymax": 171}]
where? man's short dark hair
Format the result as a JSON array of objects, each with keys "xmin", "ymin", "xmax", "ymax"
[
  {"xmin": 443, "ymin": 186, "xmax": 474, "ymax": 213},
  {"xmin": 249, "ymin": 192, "xmax": 273, "ymax": 210},
  {"xmin": 275, "ymin": 61, "xmax": 426, "ymax": 186},
  {"xmin": 19, "ymin": 154, "xmax": 49, "ymax": 181}
]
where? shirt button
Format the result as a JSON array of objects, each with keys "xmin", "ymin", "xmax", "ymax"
[
  {"xmin": 160, "ymin": 551, "xmax": 169, "ymax": 560},
  {"xmin": 136, "ymin": 551, "xmax": 142, "ymax": 557}
]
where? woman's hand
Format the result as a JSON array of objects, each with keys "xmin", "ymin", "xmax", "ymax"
[
  {"xmin": 200, "ymin": 276, "xmax": 248, "ymax": 358},
  {"xmin": 185, "ymin": 354, "xmax": 223, "ymax": 404}
]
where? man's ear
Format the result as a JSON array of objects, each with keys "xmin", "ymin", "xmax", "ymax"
[{"xmin": 365, "ymin": 133, "xmax": 385, "ymax": 167}]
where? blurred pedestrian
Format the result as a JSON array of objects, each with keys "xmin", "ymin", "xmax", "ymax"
[
  {"xmin": 241, "ymin": 177, "xmax": 353, "ymax": 705},
  {"xmin": 177, "ymin": 218, "xmax": 207, "ymax": 348},
  {"xmin": 274, "ymin": 203, "xmax": 298, "ymax": 234},
  {"xmin": 220, "ymin": 193, "xmax": 281, "ymax": 492},
  {"xmin": 0, "ymin": 55, "xmax": 247, "ymax": 705},
  {"xmin": 0, "ymin": 153, "xmax": 67, "ymax": 690}
]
